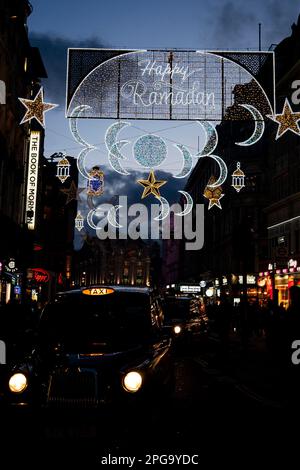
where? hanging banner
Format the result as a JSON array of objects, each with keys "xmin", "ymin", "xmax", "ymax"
[
  {"xmin": 25, "ymin": 130, "xmax": 41, "ymax": 230},
  {"xmin": 66, "ymin": 49, "xmax": 275, "ymax": 120}
]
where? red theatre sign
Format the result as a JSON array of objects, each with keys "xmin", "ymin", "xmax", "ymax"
[{"xmin": 32, "ymin": 268, "xmax": 50, "ymax": 283}]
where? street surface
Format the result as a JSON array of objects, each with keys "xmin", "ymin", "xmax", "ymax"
[{"xmin": 2, "ymin": 335, "xmax": 298, "ymax": 467}]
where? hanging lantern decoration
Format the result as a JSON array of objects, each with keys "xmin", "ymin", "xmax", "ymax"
[
  {"xmin": 87, "ymin": 166, "xmax": 104, "ymax": 196},
  {"xmin": 56, "ymin": 155, "xmax": 71, "ymax": 183},
  {"xmin": 75, "ymin": 211, "xmax": 84, "ymax": 231},
  {"xmin": 231, "ymin": 162, "xmax": 245, "ymax": 192}
]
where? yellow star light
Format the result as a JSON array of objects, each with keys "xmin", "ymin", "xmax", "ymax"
[
  {"xmin": 19, "ymin": 87, "xmax": 58, "ymax": 128},
  {"xmin": 267, "ymin": 98, "xmax": 300, "ymax": 140},
  {"xmin": 137, "ymin": 170, "xmax": 167, "ymax": 199}
]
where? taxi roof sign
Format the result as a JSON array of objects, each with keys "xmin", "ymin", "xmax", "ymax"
[{"xmin": 82, "ymin": 287, "xmax": 115, "ymax": 296}]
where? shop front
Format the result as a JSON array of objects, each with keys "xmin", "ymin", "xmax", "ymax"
[
  {"xmin": 0, "ymin": 258, "xmax": 23, "ymax": 304},
  {"xmin": 258, "ymin": 259, "xmax": 300, "ymax": 308},
  {"xmin": 214, "ymin": 273, "xmax": 259, "ymax": 305}
]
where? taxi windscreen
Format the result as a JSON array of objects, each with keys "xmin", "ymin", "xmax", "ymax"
[{"xmin": 39, "ymin": 292, "xmax": 152, "ymax": 351}]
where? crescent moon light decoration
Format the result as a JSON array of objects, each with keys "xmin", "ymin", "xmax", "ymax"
[
  {"xmin": 194, "ymin": 152, "xmax": 228, "ymax": 189},
  {"xmin": 69, "ymin": 105, "xmax": 96, "ymax": 180},
  {"xmin": 109, "ymin": 142, "xmax": 130, "ymax": 175},
  {"xmin": 86, "ymin": 209, "xmax": 99, "ymax": 230},
  {"xmin": 105, "ymin": 122, "xmax": 131, "ymax": 175},
  {"xmin": 77, "ymin": 147, "xmax": 94, "ymax": 180},
  {"xmin": 196, "ymin": 121, "xmax": 218, "ymax": 156},
  {"xmin": 107, "ymin": 205, "xmax": 123, "ymax": 228},
  {"xmin": 70, "ymin": 105, "xmax": 94, "ymax": 147},
  {"xmin": 235, "ymin": 104, "xmax": 265, "ymax": 146},
  {"xmin": 175, "ymin": 190, "xmax": 194, "ymax": 216},
  {"xmin": 173, "ymin": 144, "xmax": 194, "ymax": 179},
  {"xmin": 205, "ymin": 154, "xmax": 228, "ymax": 188},
  {"xmin": 154, "ymin": 196, "xmax": 170, "ymax": 221}
]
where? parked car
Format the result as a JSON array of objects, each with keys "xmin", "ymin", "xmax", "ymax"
[
  {"xmin": 162, "ymin": 295, "xmax": 208, "ymax": 343},
  {"xmin": 3, "ymin": 286, "xmax": 175, "ymax": 411}
]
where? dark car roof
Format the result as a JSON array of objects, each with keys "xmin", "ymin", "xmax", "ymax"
[
  {"xmin": 56, "ymin": 286, "xmax": 153, "ymax": 296},
  {"xmin": 164, "ymin": 296, "xmax": 195, "ymax": 301}
]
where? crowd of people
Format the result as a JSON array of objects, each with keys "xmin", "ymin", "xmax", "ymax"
[{"xmin": 206, "ymin": 294, "xmax": 300, "ymax": 365}]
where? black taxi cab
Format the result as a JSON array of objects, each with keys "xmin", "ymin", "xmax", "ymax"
[{"xmin": 4, "ymin": 286, "xmax": 174, "ymax": 409}]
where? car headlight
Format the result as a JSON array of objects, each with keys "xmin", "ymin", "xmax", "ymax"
[
  {"xmin": 174, "ymin": 325, "xmax": 182, "ymax": 334},
  {"xmin": 123, "ymin": 371, "xmax": 142, "ymax": 393},
  {"xmin": 8, "ymin": 373, "xmax": 28, "ymax": 394}
]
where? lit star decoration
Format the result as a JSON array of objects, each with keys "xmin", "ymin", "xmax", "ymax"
[
  {"xmin": 137, "ymin": 170, "xmax": 167, "ymax": 199},
  {"xmin": 19, "ymin": 87, "xmax": 58, "ymax": 128},
  {"xmin": 204, "ymin": 176, "xmax": 224, "ymax": 210},
  {"xmin": 267, "ymin": 98, "xmax": 300, "ymax": 140},
  {"xmin": 60, "ymin": 180, "xmax": 84, "ymax": 204}
]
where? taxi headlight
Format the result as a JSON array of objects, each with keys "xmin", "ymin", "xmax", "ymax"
[
  {"xmin": 174, "ymin": 325, "xmax": 182, "ymax": 334},
  {"xmin": 123, "ymin": 371, "xmax": 142, "ymax": 393},
  {"xmin": 9, "ymin": 373, "xmax": 28, "ymax": 393}
]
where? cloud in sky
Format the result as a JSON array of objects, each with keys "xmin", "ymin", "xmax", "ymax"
[
  {"xmin": 30, "ymin": 33, "xmax": 107, "ymax": 105},
  {"xmin": 79, "ymin": 166, "xmax": 187, "ymax": 209},
  {"xmin": 30, "ymin": 0, "xmax": 300, "ymax": 110},
  {"xmin": 209, "ymin": 0, "xmax": 300, "ymax": 49},
  {"xmin": 74, "ymin": 166, "xmax": 187, "ymax": 250}
]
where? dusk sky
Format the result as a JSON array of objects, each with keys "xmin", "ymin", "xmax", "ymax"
[
  {"xmin": 26, "ymin": 1, "xmax": 300, "ymax": 248},
  {"xmin": 27, "ymin": 0, "xmax": 300, "ymax": 158}
]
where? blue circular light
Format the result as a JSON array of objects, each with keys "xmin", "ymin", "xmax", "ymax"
[{"xmin": 133, "ymin": 135, "xmax": 167, "ymax": 168}]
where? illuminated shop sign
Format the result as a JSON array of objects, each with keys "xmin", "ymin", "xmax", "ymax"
[
  {"xmin": 31, "ymin": 268, "xmax": 50, "ymax": 283},
  {"xmin": 288, "ymin": 259, "xmax": 297, "ymax": 269},
  {"xmin": 25, "ymin": 131, "xmax": 40, "ymax": 230},
  {"xmin": 180, "ymin": 285, "xmax": 201, "ymax": 293},
  {"xmin": 246, "ymin": 275, "xmax": 256, "ymax": 285},
  {"xmin": 5, "ymin": 258, "xmax": 18, "ymax": 273}
]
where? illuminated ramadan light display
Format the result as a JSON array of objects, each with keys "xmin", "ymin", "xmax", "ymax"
[
  {"xmin": 66, "ymin": 49, "xmax": 274, "ymax": 121},
  {"xmin": 64, "ymin": 48, "xmax": 300, "ymax": 236}
]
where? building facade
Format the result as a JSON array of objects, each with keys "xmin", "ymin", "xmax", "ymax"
[
  {"xmin": 180, "ymin": 15, "xmax": 300, "ymax": 307},
  {"xmin": 0, "ymin": 0, "xmax": 47, "ymax": 303},
  {"xmin": 71, "ymin": 237, "xmax": 160, "ymax": 289}
]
